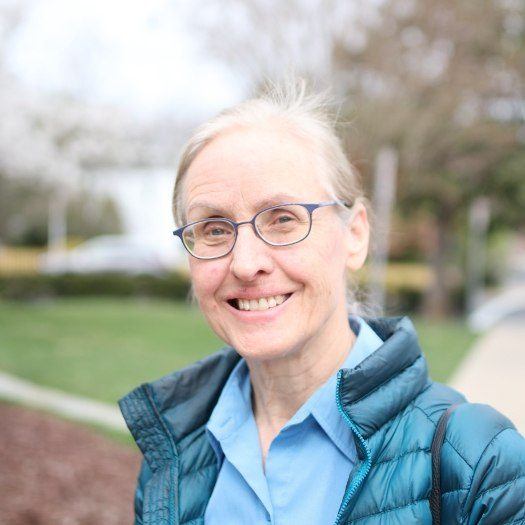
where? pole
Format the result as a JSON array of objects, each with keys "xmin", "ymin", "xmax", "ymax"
[
  {"xmin": 466, "ymin": 197, "xmax": 491, "ymax": 314},
  {"xmin": 369, "ymin": 146, "xmax": 398, "ymax": 313}
]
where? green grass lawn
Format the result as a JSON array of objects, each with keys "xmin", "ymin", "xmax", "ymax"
[
  {"xmin": 0, "ymin": 298, "xmax": 222, "ymax": 404},
  {"xmin": 0, "ymin": 298, "xmax": 477, "ymax": 406},
  {"xmin": 411, "ymin": 317, "xmax": 477, "ymax": 383}
]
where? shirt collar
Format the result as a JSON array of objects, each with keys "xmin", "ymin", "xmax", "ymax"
[{"xmin": 207, "ymin": 357, "xmax": 251, "ymax": 442}]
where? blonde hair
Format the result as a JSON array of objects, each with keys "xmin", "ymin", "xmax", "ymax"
[{"xmin": 172, "ymin": 77, "xmax": 378, "ymax": 316}]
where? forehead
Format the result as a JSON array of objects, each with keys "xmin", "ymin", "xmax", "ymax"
[{"xmin": 183, "ymin": 125, "xmax": 329, "ymax": 219}]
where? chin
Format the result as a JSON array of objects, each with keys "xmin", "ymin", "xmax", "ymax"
[{"xmin": 228, "ymin": 331, "xmax": 301, "ymax": 363}]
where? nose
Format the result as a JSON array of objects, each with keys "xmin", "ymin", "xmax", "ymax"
[{"xmin": 229, "ymin": 223, "xmax": 274, "ymax": 281}]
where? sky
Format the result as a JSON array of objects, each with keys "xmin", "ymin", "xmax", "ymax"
[
  {"xmin": 5, "ymin": 0, "xmax": 247, "ymax": 120},
  {"xmin": 1, "ymin": 0, "xmax": 250, "ymax": 242}
]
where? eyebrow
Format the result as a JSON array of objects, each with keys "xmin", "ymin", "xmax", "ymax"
[{"xmin": 187, "ymin": 193, "xmax": 299, "ymax": 218}]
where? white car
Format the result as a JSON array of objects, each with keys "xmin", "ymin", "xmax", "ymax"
[{"xmin": 39, "ymin": 235, "xmax": 186, "ymax": 275}]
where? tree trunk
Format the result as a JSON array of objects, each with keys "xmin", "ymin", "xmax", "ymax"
[{"xmin": 421, "ymin": 214, "xmax": 455, "ymax": 318}]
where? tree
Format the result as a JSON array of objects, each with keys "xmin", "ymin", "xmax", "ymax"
[
  {"xmin": 187, "ymin": 0, "xmax": 525, "ymax": 316},
  {"xmin": 0, "ymin": 171, "xmax": 122, "ymax": 246},
  {"xmin": 338, "ymin": 0, "xmax": 525, "ymax": 316},
  {"xmin": 0, "ymin": 3, "xmax": 184, "ymax": 246}
]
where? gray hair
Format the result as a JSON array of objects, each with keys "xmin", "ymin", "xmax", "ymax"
[{"xmin": 172, "ymin": 77, "xmax": 378, "ymax": 317}]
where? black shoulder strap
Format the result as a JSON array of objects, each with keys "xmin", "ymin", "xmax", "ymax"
[{"xmin": 430, "ymin": 403, "xmax": 460, "ymax": 525}]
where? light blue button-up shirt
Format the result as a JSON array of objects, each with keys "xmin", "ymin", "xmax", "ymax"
[{"xmin": 204, "ymin": 316, "xmax": 384, "ymax": 524}]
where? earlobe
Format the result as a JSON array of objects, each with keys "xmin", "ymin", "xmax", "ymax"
[{"xmin": 345, "ymin": 203, "xmax": 370, "ymax": 272}]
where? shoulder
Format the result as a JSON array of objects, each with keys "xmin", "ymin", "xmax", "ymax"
[
  {"xmin": 448, "ymin": 403, "xmax": 525, "ymax": 523},
  {"xmin": 446, "ymin": 402, "xmax": 521, "ymax": 467},
  {"xmin": 120, "ymin": 345, "xmax": 239, "ymax": 419},
  {"xmin": 413, "ymin": 381, "xmax": 524, "ymax": 470},
  {"xmin": 414, "ymin": 383, "xmax": 525, "ymax": 522},
  {"xmin": 147, "ymin": 345, "xmax": 239, "ymax": 396}
]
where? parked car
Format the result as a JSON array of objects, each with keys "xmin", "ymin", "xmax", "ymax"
[{"xmin": 39, "ymin": 235, "xmax": 186, "ymax": 275}]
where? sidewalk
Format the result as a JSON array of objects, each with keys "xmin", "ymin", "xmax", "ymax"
[
  {"xmin": 0, "ymin": 371, "xmax": 127, "ymax": 432},
  {"xmin": 449, "ymin": 314, "xmax": 525, "ymax": 436}
]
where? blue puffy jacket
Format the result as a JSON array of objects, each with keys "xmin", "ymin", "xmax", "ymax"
[{"xmin": 119, "ymin": 316, "xmax": 525, "ymax": 524}]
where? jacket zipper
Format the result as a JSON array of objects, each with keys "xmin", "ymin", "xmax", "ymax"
[{"xmin": 333, "ymin": 369, "xmax": 373, "ymax": 525}]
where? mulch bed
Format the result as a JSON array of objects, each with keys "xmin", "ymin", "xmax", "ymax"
[{"xmin": 0, "ymin": 402, "xmax": 141, "ymax": 525}]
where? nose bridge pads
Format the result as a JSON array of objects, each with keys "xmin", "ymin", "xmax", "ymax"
[
  {"xmin": 231, "ymin": 222, "xmax": 269, "ymax": 262},
  {"xmin": 235, "ymin": 221, "xmax": 261, "ymax": 246}
]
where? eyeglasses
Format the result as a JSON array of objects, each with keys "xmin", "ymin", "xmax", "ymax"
[{"xmin": 173, "ymin": 200, "xmax": 351, "ymax": 260}]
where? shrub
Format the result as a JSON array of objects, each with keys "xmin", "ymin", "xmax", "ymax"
[{"xmin": 0, "ymin": 272, "xmax": 191, "ymax": 301}]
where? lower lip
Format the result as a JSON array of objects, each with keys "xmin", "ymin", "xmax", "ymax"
[{"xmin": 225, "ymin": 294, "xmax": 293, "ymax": 323}]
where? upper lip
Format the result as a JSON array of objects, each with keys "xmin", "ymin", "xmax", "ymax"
[{"xmin": 224, "ymin": 290, "xmax": 294, "ymax": 301}]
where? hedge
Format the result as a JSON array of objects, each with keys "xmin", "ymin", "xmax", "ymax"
[
  {"xmin": 0, "ymin": 271, "xmax": 465, "ymax": 315},
  {"xmin": 0, "ymin": 272, "xmax": 191, "ymax": 301}
]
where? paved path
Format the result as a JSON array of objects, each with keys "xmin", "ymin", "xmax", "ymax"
[
  {"xmin": 0, "ymin": 371, "xmax": 128, "ymax": 432},
  {"xmin": 450, "ymin": 314, "xmax": 525, "ymax": 436}
]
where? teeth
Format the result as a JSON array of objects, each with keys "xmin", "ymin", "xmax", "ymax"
[
  {"xmin": 259, "ymin": 298, "xmax": 268, "ymax": 309},
  {"xmin": 235, "ymin": 294, "xmax": 289, "ymax": 311}
]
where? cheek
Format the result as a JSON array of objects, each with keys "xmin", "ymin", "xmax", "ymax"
[
  {"xmin": 321, "ymin": 225, "xmax": 348, "ymax": 270},
  {"xmin": 280, "ymin": 240, "xmax": 345, "ymax": 292},
  {"xmin": 298, "ymin": 234, "xmax": 348, "ymax": 292},
  {"xmin": 189, "ymin": 260, "xmax": 227, "ymax": 302}
]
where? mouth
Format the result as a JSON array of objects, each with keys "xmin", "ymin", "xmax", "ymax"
[{"xmin": 227, "ymin": 293, "xmax": 293, "ymax": 312}]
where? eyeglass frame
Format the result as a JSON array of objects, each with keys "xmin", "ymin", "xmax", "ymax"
[{"xmin": 172, "ymin": 200, "xmax": 353, "ymax": 260}]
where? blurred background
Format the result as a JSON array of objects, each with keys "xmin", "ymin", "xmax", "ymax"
[{"xmin": 0, "ymin": 0, "xmax": 523, "ymax": 523}]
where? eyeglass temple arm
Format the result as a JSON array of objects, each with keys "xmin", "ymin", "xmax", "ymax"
[{"xmin": 317, "ymin": 200, "xmax": 353, "ymax": 208}]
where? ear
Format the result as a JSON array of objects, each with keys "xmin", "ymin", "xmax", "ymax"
[{"xmin": 343, "ymin": 202, "xmax": 370, "ymax": 272}]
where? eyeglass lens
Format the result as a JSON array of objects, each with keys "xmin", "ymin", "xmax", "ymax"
[{"xmin": 182, "ymin": 204, "xmax": 311, "ymax": 259}]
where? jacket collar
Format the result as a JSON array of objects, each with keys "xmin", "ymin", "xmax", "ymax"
[
  {"xmin": 338, "ymin": 316, "xmax": 430, "ymax": 440},
  {"xmin": 119, "ymin": 315, "xmax": 429, "ymax": 470}
]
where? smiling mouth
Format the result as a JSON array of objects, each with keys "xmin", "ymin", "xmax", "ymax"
[{"xmin": 227, "ymin": 293, "xmax": 292, "ymax": 311}]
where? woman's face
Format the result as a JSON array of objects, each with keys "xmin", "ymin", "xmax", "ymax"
[{"xmin": 183, "ymin": 124, "xmax": 369, "ymax": 362}]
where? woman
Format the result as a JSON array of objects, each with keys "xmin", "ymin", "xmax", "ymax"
[{"xmin": 119, "ymin": 81, "xmax": 525, "ymax": 524}]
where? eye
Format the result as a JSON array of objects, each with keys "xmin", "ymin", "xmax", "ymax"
[
  {"xmin": 204, "ymin": 223, "xmax": 228, "ymax": 236},
  {"xmin": 271, "ymin": 211, "xmax": 299, "ymax": 225},
  {"xmin": 257, "ymin": 207, "xmax": 302, "ymax": 231},
  {"xmin": 199, "ymin": 219, "xmax": 235, "ymax": 240}
]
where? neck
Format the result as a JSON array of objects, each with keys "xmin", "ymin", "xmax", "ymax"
[{"xmin": 247, "ymin": 308, "xmax": 355, "ymax": 437}]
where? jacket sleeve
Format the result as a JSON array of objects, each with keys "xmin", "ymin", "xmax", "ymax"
[
  {"xmin": 134, "ymin": 459, "xmax": 152, "ymax": 525},
  {"xmin": 464, "ymin": 424, "xmax": 525, "ymax": 524}
]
